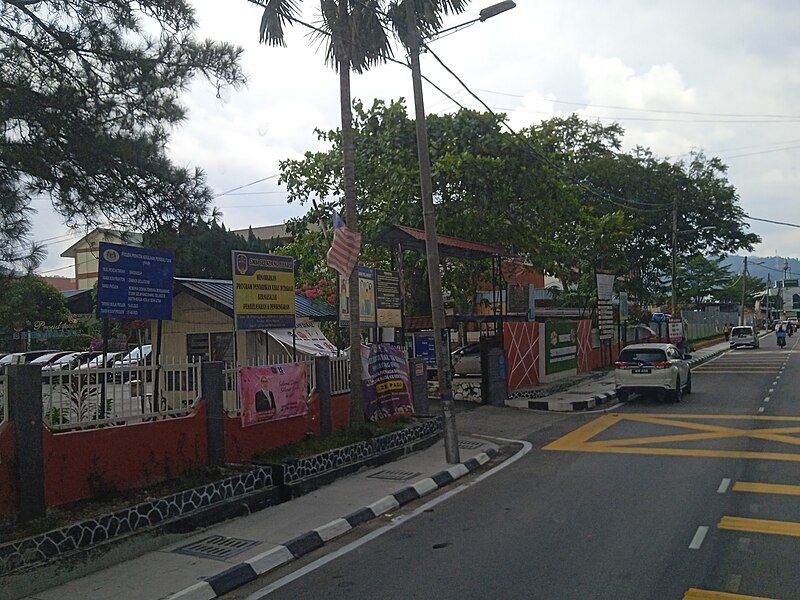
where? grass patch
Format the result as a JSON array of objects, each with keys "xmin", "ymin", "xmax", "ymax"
[{"xmin": 251, "ymin": 418, "xmax": 414, "ymax": 464}]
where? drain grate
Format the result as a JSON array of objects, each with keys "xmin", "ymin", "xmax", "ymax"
[
  {"xmin": 368, "ymin": 469, "xmax": 421, "ymax": 481},
  {"xmin": 459, "ymin": 440, "xmax": 484, "ymax": 449},
  {"xmin": 173, "ymin": 535, "xmax": 260, "ymax": 561}
]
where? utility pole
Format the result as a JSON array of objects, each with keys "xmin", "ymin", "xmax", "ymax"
[
  {"xmin": 766, "ymin": 272, "xmax": 771, "ymax": 327},
  {"xmin": 671, "ymin": 198, "xmax": 678, "ymax": 316},
  {"xmin": 740, "ymin": 256, "xmax": 748, "ymax": 325},
  {"xmin": 406, "ymin": 0, "xmax": 459, "ymax": 463}
]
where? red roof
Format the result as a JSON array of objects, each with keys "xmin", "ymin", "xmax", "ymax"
[{"xmin": 376, "ymin": 224, "xmax": 509, "ymax": 260}]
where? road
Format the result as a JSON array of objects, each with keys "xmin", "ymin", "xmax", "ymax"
[{"xmin": 227, "ymin": 336, "xmax": 800, "ymax": 600}]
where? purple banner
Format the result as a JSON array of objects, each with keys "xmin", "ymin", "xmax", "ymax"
[{"xmin": 360, "ymin": 344, "xmax": 415, "ymax": 422}]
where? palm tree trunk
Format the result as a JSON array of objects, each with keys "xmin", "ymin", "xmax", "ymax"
[{"xmin": 337, "ymin": 3, "xmax": 364, "ymax": 427}]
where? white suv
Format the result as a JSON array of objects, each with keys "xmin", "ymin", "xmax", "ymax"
[
  {"xmin": 614, "ymin": 343, "xmax": 692, "ymax": 402},
  {"xmin": 729, "ymin": 326, "xmax": 759, "ymax": 349}
]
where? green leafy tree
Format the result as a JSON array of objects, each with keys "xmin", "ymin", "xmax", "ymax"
[
  {"xmin": 1, "ymin": 0, "xmax": 245, "ymax": 274},
  {"xmin": 715, "ymin": 274, "xmax": 766, "ymax": 307},
  {"xmin": 676, "ymin": 254, "xmax": 733, "ymax": 307},
  {"xmin": 0, "ymin": 277, "xmax": 70, "ymax": 348}
]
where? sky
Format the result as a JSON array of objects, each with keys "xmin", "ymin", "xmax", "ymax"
[{"xmin": 32, "ymin": 0, "xmax": 800, "ymax": 278}]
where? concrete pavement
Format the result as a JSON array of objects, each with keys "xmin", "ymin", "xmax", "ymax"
[{"xmin": 13, "ymin": 436, "xmax": 503, "ymax": 600}]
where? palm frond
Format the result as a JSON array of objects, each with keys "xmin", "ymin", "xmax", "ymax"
[{"xmin": 258, "ymin": 0, "xmax": 303, "ymax": 46}]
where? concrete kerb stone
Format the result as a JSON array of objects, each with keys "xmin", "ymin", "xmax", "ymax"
[{"xmin": 165, "ymin": 448, "xmax": 498, "ymax": 600}]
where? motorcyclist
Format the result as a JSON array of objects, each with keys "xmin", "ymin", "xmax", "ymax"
[
  {"xmin": 776, "ymin": 325, "xmax": 787, "ymax": 348},
  {"xmin": 788, "ymin": 322, "xmax": 794, "ymax": 336}
]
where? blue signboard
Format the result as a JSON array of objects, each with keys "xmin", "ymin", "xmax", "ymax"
[
  {"xmin": 97, "ymin": 242, "xmax": 174, "ymax": 320},
  {"xmin": 413, "ymin": 333, "xmax": 438, "ymax": 368}
]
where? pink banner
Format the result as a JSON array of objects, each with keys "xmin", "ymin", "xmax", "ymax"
[{"xmin": 240, "ymin": 363, "xmax": 309, "ymax": 427}]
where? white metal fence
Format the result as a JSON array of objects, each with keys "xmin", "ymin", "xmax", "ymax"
[
  {"xmin": 40, "ymin": 358, "xmax": 201, "ymax": 430},
  {"xmin": 1, "ymin": 354, "xmax": 353, "ymax": 429}
]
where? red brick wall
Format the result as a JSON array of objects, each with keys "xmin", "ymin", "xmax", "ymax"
[
  {"xmin": 42, "ymin": 402, "xmax": 209, "ymax": 508},
  {"xmin": 0, "ymin": 423, "xmax": 17, "ymax": 518}
]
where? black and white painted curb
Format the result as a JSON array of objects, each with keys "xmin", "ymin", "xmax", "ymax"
[
  {"xmin": 507, "ymin": 344, "xmax": 730, "ymax": 412},
  {"xmin": 168, "ymin": 448, "xmax": 498, "ymax": 600}
]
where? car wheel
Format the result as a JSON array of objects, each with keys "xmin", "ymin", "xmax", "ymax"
[
  {"xmin": 685, "ymin": 372, "xmax": 692, "ymax": 394},
  {"xmin": 671, "ymin": 377, "xmax": 682, "ymax": 403}
]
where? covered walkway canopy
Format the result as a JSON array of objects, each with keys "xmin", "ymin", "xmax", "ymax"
[{"xmin": 374, "ymin": 224, "xmax": 511, "ymax": 260}]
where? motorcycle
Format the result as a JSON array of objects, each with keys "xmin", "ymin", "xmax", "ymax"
[{"xmin": 777, "ymin": 334, "xmax": 787, "ymax": 348}]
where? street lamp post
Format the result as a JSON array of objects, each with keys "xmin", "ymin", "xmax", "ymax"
[{"xmin": 405, "ymin": 1, "xmax": 515, "ymax": 464}]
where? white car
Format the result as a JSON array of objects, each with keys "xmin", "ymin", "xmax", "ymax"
[
  {"xmin": 729, "ymin": 326, "xmax": 759, "ymax": 349},
  {"xmin": 451, "ymin": 342, "xmax": 481, "ymax": 377},
  {"xmin": 614, "ymin": 343, "xmax": 692, "ymax": 402}
]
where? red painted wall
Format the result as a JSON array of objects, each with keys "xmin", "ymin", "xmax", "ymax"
[
  {"xmin": 43, "ymin": 402, "xmax": 208, "ymax": 508},
  {"xmin": 504, "ymin": 322, "xmax": 541, "ymax": 391},
  {"xmin": 0, "ymin": 422, "xmax": 18, "ymax": 519},
  {"xmin": 224, "ymin": 392, "xmax": 353, "ymax": 463}
]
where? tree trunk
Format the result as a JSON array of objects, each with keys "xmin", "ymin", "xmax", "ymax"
[{"xmin": 337, "ymin": 5, "xmax": 363, "ymax": 427}]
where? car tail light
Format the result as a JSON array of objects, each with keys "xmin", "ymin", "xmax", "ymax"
[
  {"xmin": 614, "ymin": 361, "xmax": 629, "ymax": 368},
  {"xmin": 651, "ymin": 361, "xmax": 672, "ymax": 369}
]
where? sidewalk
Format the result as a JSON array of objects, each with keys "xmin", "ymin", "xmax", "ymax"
[
  {"xmin": 506, "ymin": 337, "xmax": 733, "ymax": 412},
  {"xmin": 11, "ymin": 435, "xmax": 502, "ymax": 600}
]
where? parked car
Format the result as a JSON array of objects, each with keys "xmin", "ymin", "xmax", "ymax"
[
  {"xmin": 451, "ymin": 341, "xmax": 481, "ymax": 377},
  {"xmin": 112, "ymin": 345, "xmax": 153, "ymax": 382},
  {"xmin": 0, "ymin": 350, "xmax": 61, "ymax": 367},
  {"xmin": 773, "ymin": 320, "xmax": 789, "ymax": 332},
  {"xmin": 75, "ymin": 350, "xmax": 127, "ymax": 383},
  {"xmin": 42, "ymin": 351, "xmax": 103, "ymax": 383},
  {"xmin": 29, "ymin": 351, "xmax": 74, "ymax": 367},
  {"xmin": 651, "ymin": 313, "xmax": 672, "ymax": 323},
  {"xmin": 729, "ymin": 325, "xmax": 759, "ymax": 350},
  {"xmin": 614, "ymin": 343, "xmax": 692, "ymax": 402}
]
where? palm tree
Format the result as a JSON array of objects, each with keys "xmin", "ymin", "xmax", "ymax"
[
  {"xmin": 249, "ymin": 0, "xmax": 391, "ymax": 426},
  {"xmin": 249, "ymin": 0, "xmax": 470, "ymax": 428}
]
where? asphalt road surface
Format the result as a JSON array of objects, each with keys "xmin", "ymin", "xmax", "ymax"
[{"xmin": 227, "ymin": 336, "xmax": 800, "ymax": 600}]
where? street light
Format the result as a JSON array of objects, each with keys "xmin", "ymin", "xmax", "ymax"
[{"xmin": 405, "ymin": 1, "xmax": 515, "ymax": 464}]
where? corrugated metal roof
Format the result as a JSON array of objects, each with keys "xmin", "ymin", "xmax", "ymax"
[
  {"xmin": 174, "ymin": 278, "xmax": 336, "ymax": 321},
  {"xmin": 375, "ymin": 224, "xmax": 509, "ymax": 260}
]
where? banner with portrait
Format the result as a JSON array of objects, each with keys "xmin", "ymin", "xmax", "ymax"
[
  {"xmin": 360, "ymin": 344, "xmax": 415, "ymax": 422},
  {"xmin": 239, "ymin": 363, "xmax": 308, "ymax": 426}
]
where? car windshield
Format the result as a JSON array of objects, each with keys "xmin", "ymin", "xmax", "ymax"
[{"xmin": 618, "ymin": 349, "xmax": 667, "ymax": 364}]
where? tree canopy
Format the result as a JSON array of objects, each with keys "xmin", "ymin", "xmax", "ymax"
[
  {"xmin": 1, "ymin": 0, "xmax": 245, "ymax": 274},
  {"xmin": 275, "ymin": 100, "xmax": 760, "ymax": 315}
]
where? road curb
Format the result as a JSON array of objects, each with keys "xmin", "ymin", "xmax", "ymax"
[{"xmin": 166, "ymin": 448, "xmax": 499, "ymax": 600}]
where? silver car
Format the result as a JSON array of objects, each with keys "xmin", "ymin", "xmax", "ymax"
[
  {"xmin": 614, "ymin": 343, "xmax": 692, "ymax": 402},
  {"xmin": 729, "ymin": 325, "xmax": 759, "ymax": 349}
]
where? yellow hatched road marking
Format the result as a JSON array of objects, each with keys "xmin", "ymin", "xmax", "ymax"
[
  {"xmin": 543, "ymin": 413, "xmax": 800, "ymax": 461},
  {"xmin": 733, "ymin": 481, "xmax": 800, "ymax": 496},
  {"xmin": 719, "ymin": 516, "xmax": 800, "ymax": 537},
  {"xmin": 684, "ymin": 589, "xmax": 778, "ymax": 599}
]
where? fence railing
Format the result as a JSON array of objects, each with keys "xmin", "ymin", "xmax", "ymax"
[
  {"xmin": 41, "ymin": 358, "xmax": 201, "ymax": 431},
  {"xmin": 2, "ymin": 353, "xmax": 353, "ymax": 429}
]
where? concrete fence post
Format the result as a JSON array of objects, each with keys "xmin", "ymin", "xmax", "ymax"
[
  {"xmin": 201, "ymin": 361, "xmax": 225, "ymax": 467},
  {"xmin": 314, "ymin": 355, "xmax": 332, "ymax": 437},
  {"xmin": 8, "ymin": 364, "xmax": 46, "ymax": 520}
]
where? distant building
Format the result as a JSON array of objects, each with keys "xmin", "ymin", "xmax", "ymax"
[
  {"xmin": 39, "ymin": 275, "xmax": 77, "ymax": 291},
  {"xmin": 232, "ymin": 222, "xmax": 322, "ymax": 245},
  {"xmin": 60, "ymin": 228, "xmax": 143, "ymax": 290}
]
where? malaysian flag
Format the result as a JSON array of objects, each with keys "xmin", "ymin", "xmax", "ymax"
[{"xmin": 326, "ymin": 210, "xmax": 361, "ymax": 278}]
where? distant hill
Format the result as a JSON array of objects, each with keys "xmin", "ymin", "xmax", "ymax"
[{"xmin": 722, "ymin": 255, "xmax": 800, "ymax": 284}]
